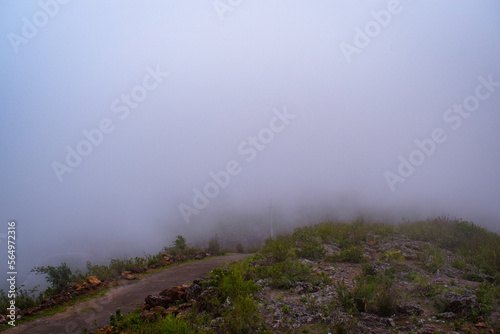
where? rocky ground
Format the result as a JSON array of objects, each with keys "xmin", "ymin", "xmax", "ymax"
[
  {"xmin": 101, "ymin": 231, "xmax": 500, "ymax": 333},
  {"xmin": 253, "ymin": 234, "xmax": 500, "ymax": 333}
]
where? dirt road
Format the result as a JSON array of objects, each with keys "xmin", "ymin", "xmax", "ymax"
[{"xmin": 5, "ymin": 253, "xmax": 250, "ymax": 334}]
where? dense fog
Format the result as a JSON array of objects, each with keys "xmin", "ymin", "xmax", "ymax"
[{"xmin": 1, "ymin": 0, "xmax": 499, "ymax": 289}]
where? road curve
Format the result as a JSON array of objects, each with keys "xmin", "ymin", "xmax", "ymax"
[{"xmin": 4, "ymin": 253, "xmax": 251, "ymax": 334}]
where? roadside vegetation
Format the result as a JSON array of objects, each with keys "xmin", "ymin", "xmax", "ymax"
[
  {"xmin": 2, "ymin": 216, "xmax": 500, "ymax": 333},
  {"xmin": 0, "ymin": 234, "xmax": 223, "ymax": 324},
  {"xmin": 92, "ymin": 216, "xmax": 500, "ymax": 333}
]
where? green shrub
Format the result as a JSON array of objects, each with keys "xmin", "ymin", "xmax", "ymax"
[
  {"xmin": 418, "ymin": 245, "xmax": 444, "ymax": 273},
  {"xmin": 462, "ymin": 272, "xmax": 484, "ymax": 282},
  {"xmin": 292, "ymin": 226, "xmax": 325, "ymax": 261},
  {"xmin": 451, "ymin": 258, "xmax": 467, "ymax": 271},
  {"xmin": 146, "ymin": 253, "xmax": 164, "ymax": 267},
  {"xmin": 208, "ymin": 236, "xmax": 220, "ymax": 255},
  {"xmin": 220, "ymin": 294, "xmax": 264, "ymax": 333},
  {"xmin": 352, "ymin": 273, "xmax": 395, "ymax": 316},
  {"xmin": 361, "ymin": 263, "xmax": 377, "ymax": 277},
  {"xmin": 173, "ymin": 235, "xmax": 187, "ymax": 251},
  {"xmin": 475, "ymin": 283, "xmax": 498, "ymax": 316},
  {"xmin": 31, "ymin": 262, "xmax": 73, "ymax": 293},
  {"xmin": 382, "ymin": 249, "xmax": 404, "ymax": 262},
  {"xmin": 153, "ymin": 314, "xmax": 193, "ymax": 333},
  {"xmin": 261, "ymin": 234, "xmax": 295, "ymax": 263},
  {"xmin": 0, "ymin": 285, "xmax": 42, "ymax": 312},
  {"xmin": 331, "ymin": 246, "xmax": 366, "ymax": 263},
  {"xmin": 218, "ymin": 265, "xmax": 257, "ymax": 300},
  {"xmin": 266, "ymin": 259, "xmax": 314, "ymax": 289},
  {"xmin": 334, "ymin": 280, "xmax": 357, "ymax": 315},
  {"xmin": 398, "ymin": 217, "xmax": 500, "ymax": 275}
]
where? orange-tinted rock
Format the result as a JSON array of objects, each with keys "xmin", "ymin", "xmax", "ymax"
[{"xmin": 87, "ymin": 276, "xmax": 100, "ymax": 285}]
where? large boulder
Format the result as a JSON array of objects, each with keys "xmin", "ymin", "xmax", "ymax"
[
  {"xmin": 145, "ymin": 295, "xmax": 172, "ymax": 309},
  {"xmin": 396, "ymin": 302, "xmax": 424, "ymax": 316},
  {"xmin": 160, "ymin": 285, "xmax": 187, "ymax": 303},
  {"xmin": 444, "ymin": 291, "xmax": 479, "ymax": 316}
]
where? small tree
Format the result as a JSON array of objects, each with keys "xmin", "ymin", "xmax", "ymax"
[
  {"xmin": 173, "ymin": 235, "xmax": 187, "ymax": 251},
  {"xmin": 31, "ymin": 262, "xmax": 73, "ymax": 293},
  {"xmin": 208, "ymin": 235, "xmax": 220, "ymax": 255}
]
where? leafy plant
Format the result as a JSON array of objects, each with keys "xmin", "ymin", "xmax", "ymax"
[
  {"xmin": 267, "ymin": 259, "xmax": 314, "ymax": 289},
  {"xmin": 331, "ymin": 246, "xmax": 366, "ymax": 263},
  {"xmin": 335, "ymin": 280, "xmax": 357, "ymax": 315},
  {"xmin": 418, "ymin": 245, "xmax": 444, "ymax": 273},
  {"xmin": 173, "ymin": 235, "xmax": 187, "ymax": 251},
  {"xmin": 462, "ymin": 272, "xmax": 484, "ymax": 282},
  {"xmin": 208, "ymin": 235, "xmax": 220, "ymax": 255},
  {"xmin": 261, "ymin": 234, "xmax": 295, "ymax": 263},
  {"xmin": 292, "ymin": 226, "xmax": 325, "ymax": 260},
  {"xmin": 31, "ymin": 262, "xmax": 73, "ymax": 293}
]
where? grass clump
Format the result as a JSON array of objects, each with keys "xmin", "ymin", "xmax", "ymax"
[
  {"xmin": 266, "ymin": 259, "xmax": 315, "ymax": 289},
  {"xmin": 417, "ymin": 244, "xmax": 444, "ymax": 274},
  {"xmin": 398, "ymin": 217, "xmax": 500, "ymax": 275},
  {"xmin": 261, "ymin": 234, "xmax": 295, "ymax": 263},
  {"xmin": 291, "ymin": 226, "xmax": 325, "ymax": 261},
  {"xmin": 330, "ymin": 246, "xmax": 366, "ymax": 263}
]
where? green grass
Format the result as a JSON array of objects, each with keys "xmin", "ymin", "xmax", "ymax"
[
  {"xmin": 398, "ymin": 216, "xmax": 500, "ymax": 275},
  {"xmin": 331, "ymin": 245, "xmax": 366, "ymax": 263}
]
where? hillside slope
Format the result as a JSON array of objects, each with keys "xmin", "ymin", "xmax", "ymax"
[{"xmin": 93, "ymin": 217, "xmax": 500, "ymax": 333}]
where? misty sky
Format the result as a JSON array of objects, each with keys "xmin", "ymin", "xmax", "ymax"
[{"xmin": 1, "ymin": 1, "xmax": 499, "ymax": 287}]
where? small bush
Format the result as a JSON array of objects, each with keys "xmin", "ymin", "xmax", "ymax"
[
  {"xmin": 0, "ymin": 286, "xmax": 42, "ymax": 312},
  {"xmin": 462, "ymin": 272, "xmax": 484, "ymax": 282},
  {"xmin": 153, "ymin": 314, "xmax": 193, "ymax": 333},
  {"xmin": 361, "ymin": 263, "xmax": 377, "ymax": 277},
  {"xmin": 418, "ymin": 245, "xmax": 444, "ymax": 273},
  {"xmin": 220, "ymin": 294, "xmax": 264, "ymax": 333},
  {"xmin": 218, "ymin": 265, "xmax": 257, "ymax": 300},
  {"xmin": 31, "ymin": 262, "xmax": 73, "ymax": 293},
  {"xmin": 266, "ymin": 259, "xmax": 315, "ymax": 289},
  {"xmin": 352, "ymin": 273, "xmax": 395, "ymax": 316},
  {"xmin": 292, "ymin": 226, "xmax": 325, "ymax": 260},
  {"xmin": 208, "ymin": 236, "xmax": 221, "ymax": 255},
  {"xmin": 335, "ymin": 280, "xmax": 357, "ymax": 315},
  {"xmin": 331, "ymin": 246, "xmax": 366, "ymax": 263},
  {"xmin": 174, "ymin": 235, "xmax": 187, "ymax": 251},
  {"xmin": 475, "ymin": 283, "xmax": 498, "ymax": 316},
  {"xmin": 383, "ymin": 249, "xmax": 404, "ymax": 262},
  {"xmin": 261, "ymin": 234, "xmax": 295, "ymax": 263},
  {"xmin": 451, "ymin": 258, "xmax": 467, "ymax": 271}
]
